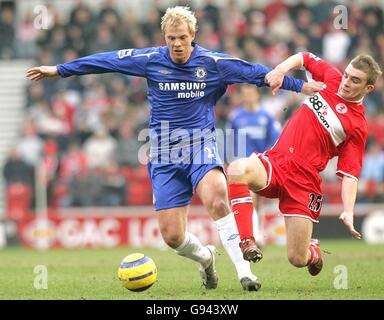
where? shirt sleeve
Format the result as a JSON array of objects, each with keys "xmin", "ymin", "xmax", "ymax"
[
  {"xmin": 301, "ymin": 52, "xmax": 342, "ymax": 84},
  {"xmin": 56, "ymin": 48, "xmax": 156, "ymax": 78},
  {"xmin": 336, "ymin": 124, "xmax": 368, "ymax": 180},
  {"xmin": 216, "ymin": 57, "xmax": 304, "ymax": 93}
]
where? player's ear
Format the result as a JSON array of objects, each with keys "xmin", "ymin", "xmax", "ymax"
[{"xmin": 365, "ymin": 84, "xmax": 375, "ymax": 95}]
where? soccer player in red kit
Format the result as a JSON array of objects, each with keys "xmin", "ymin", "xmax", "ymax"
[{"xmin": 227, "ymin": 52, "xmax": 382, "ymax": 276}]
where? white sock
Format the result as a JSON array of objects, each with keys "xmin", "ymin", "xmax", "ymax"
[
  {"xmin": 175, "ymin": 232, "xmax": 212, "ymax": 269},
  {"xmin": 214, "ymin": 213, "xmax": 254, "ymax": 280}
]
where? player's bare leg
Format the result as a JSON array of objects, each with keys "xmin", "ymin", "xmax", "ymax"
[
  {"xmin": 196, "ymin": 168, "xmax": 260, "ymax": 291},
  {"xmin": 157, "ymin": 206, "xmax": 188, "ymax": 249},
  {"xmin": 157, "ymin": 206, "xmax": 218, "ymax": 289},
  {"xmin": 284, "ymin": 216, "xmax": 323, "ymax": 275},
  {"xmin": 227, "ymin": 155, "xmax": 267, "ymax": 263}
]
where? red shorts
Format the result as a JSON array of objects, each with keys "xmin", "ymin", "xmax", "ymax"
[{"xmin": 253, "ymin": 150, "xmax": 323, "ymax": 223}]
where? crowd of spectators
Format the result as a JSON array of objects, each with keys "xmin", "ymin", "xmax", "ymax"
[{"xmin": 1, "ymin": 0, "xmax": 384, "ymax": 210}]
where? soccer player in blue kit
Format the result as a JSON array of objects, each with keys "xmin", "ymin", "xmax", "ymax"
[
  {"xmin": 228, "ymin": 85, "xmax": 282, "ymax": 248},
  {"xmin": 27, "ymin": 6, "xmax": 324, "ymax": 291},
  {"xmin": 229, "ymin": 85, "xmax": 281, "ymax": 157}
]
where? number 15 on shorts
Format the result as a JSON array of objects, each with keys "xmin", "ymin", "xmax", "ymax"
[{"xmin": 308, "ymin": 193, "xmax": 323, "ymax": 212}]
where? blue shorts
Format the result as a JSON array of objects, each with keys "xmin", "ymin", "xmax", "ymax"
[{"xmin": 148, "ymin": 138, "xmax": 224, "ymax": 211}]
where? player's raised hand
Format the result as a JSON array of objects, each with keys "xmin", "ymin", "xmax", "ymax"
[
  {"xmin": 265, "ymin": 68, "xmax": 285, "ymax": 95},
  {"xmin": 301, "ymin": 81, "xmax": 326, "ymax": 96},
  {"xmin": 339, "ymin": 211, "xmax": 362, "ymax": 240},
  {"xmin": 26, "ymin": 66, "xmax": 59, "ymax": 81}
]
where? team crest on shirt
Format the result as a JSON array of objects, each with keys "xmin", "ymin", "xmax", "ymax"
[
  {"xmin": 194, "ymin": 67, "xmax": 207, "ymax": 80},
  {"xmin": 336, "ymin": 103, "xmax": 348, "ymax": 114}
]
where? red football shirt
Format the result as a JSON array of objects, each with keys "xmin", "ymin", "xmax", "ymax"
[{"xmin": 271, "ymin": 52, "xmax": 368, "ymax": 180}]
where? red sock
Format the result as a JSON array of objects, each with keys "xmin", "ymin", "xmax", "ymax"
[
  {"xmin": 307, "ymin": 244, "xmax": 320, "ymax": 265},
  {"xmin": 228, "ymin": 183, "xmax": 254, "ymax": 241}
]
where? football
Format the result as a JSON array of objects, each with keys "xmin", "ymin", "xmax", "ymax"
[{"xmin": 117, "ymin": 253, "xmax": 157, "ymax": 292}]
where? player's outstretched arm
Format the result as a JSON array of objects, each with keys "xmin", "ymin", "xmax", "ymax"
[
  {"xmin": 265, "ymin": 54, "xmax": 303, "ymax": 95},
  {"xmin": 28, "ymin": 49, "xmax": 152, "ymax": 82},
  {"xmin": 26, "ymin": 66, "xmax": 59, "ymax": 81},
  {"xmin": 265, "ymin": 53, "xmax": 325, "ymax": 96},
  {"xmin": 339, "ymin": 176, "xmax": 361, "ymax": 240}
]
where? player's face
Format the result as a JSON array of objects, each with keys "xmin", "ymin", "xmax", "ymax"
[
  {"xmin": 164, "ymin": 21, "xmax": 195, "ymax": 64},
  {"xmin": 241, "ymin": 86, "xmax": 260, "ymax": 110},
  {"xmin": 338, "ymin": 64, "xmax": 374, "ymax": 101}
]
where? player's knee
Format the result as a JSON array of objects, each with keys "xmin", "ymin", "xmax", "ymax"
[
  {"xmin": 207, "ymin": 197, "xmax": 228, "ymax": 218},
  {"xmin": 287, "ymin": 252, "xmax": 307, "ymax": 268},
  {"xmin": 227, "ymin": 159, "xmax": 247, "ymax": 183},
  {"xmin": 161, "ymin": 230, "xmax": 184, "ymax": 249},
  {"xmin": 163, "ymin": 234, "xmax": 183, "ymax": 249}
]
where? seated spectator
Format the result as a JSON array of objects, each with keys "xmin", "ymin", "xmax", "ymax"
[
  {"xmin": 83, "ymin": 127, "xmax": 117, "ymax": 169},
  {"xmin": 25, "ymin": 81, "xmax": 46, "ymax": 109},
  {"xmin": 59, "ymin": 172, "xmax": 104, "ymax": 207},
  {"xmin": 15, "ymin": 11, "xmax": 38, "ymax": 58},
  {"xmin": 203, "ymin": 0, "xmax": 220, "ymax": 32},
  {"xmin": 58, "ymin": 140, "xmax": 88, "ymax": 180},
  {"xmin": 3, "ymin": 147, "xmax": 34, "ymax": 188},
  {"xmin": 115, "ymin": 123, "xmax": 141, "ymax": 168},
  {"xmin": 0, "ymin": 7, "xmax": 15, "ymax": 59},
  {"xmin": 17, "ymin": 122, "xmax": 44, "ymax": 167},
  {"xmin": 359, "ymin": 140, "xmax": 384, "ymax": 202},
  {"xmin": 31, "ymin": 101, "xmax": 71, "ymax": 144},
  {"xmin": 100, "ymin": 160, "xmax": 126, "ymax": 206},
  {"xmin": 368, "ymin": 114, "xmax": 384, "ymax": 146},
  {"xmin": 3, "ymin": 147, "xmax": 34, "ymax": 218},
  {"xmin": 360, "ymin": 140, "xmax": 384, "ymax": 182},
  {"xmin": 322, "ymin": 24, "xmax": 351, "ymax": 65}
]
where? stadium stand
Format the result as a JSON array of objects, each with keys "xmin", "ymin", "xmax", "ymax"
[{"xmin": 1, "ymin": 0, "xmax": 383, "ymax": 213}]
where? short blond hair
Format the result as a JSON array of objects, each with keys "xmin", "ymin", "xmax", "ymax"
[
  {"xmin": 161, "ymin": 6, "xmax": 198, "ymax": 34},
  {"xmin": 351, "ymin": 55, "xmax": 382, "ymax": 85}
]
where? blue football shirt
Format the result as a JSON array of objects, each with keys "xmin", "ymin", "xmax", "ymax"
[
  {"xmin": 57, "ymin": 42, "xmax": 303, "ymax": 146},
  {"xmin": 228, "ymin": 106, "xmax": 281, "ymax": 157}
]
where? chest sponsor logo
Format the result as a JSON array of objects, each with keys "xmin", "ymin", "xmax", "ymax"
[
  {"xmin": 307, "ymin": 95, "xmax": 331, "ymax": 129},
  {"xmin": 158, "ymin": 82, "xmax": 207, "ymax": 99},
  {"xmin": 304, "ymin": 93, "xmax": 346, "ymax": 146}
]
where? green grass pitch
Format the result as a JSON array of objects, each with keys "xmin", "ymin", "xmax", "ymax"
[{"xmin": 1, "ymin": 240, "xmax": 383, "ymax": 300}]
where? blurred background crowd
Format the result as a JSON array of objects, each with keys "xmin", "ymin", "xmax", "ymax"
[{"xmin": 1, "ymin": 0, "xmax": 383, "ymax": 210}]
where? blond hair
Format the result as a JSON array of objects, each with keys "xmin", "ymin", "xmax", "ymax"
[
  {"xmin": 351, "ymin": 55, "xmax": 382, "ymax": 85},
  {"xmin": 160, "ymin": 6, "xmax": 198, "ymax": 34}
]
